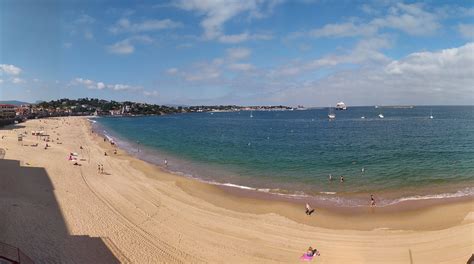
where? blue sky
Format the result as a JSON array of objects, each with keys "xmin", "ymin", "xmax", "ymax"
[{"xmin": 0, "ymin": 0, "xmax": 473, "ymax": 106}]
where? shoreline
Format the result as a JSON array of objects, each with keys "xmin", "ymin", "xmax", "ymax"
[
  {"xmin": 91, "ymin": 117, "xmax": 474, "ymax": 213},
  {"xmin": 89, "ymin": 117, "xmax": 473, "ymax": 230},
  {"xmin": 1, "ymin": 116, "xmax": 473, "ymax": 263}
]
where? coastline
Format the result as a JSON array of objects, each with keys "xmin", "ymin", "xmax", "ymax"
[
  {"xmin": 1, "ymin": 116, "xmax": 473, "ymax": 263},
  {"xmin": 90, "ymin": 118, "xmax": 473, "ymax": 230},
  {"xmin": 91, "ymin": 116, "xmax": 474, "ymax": 213}
]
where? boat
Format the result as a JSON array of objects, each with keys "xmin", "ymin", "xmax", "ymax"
[
  {"xmin": 378, "ymin": 113, "xmax": 384, "ymax": 119},
  {"xmin": 429, "ymin": 109, "xmax": 433, "ymax": 119},
  {"xmin": 250, "ymin": 111, "xmax": 253, "ymax": 118},
  {"xmin": 361, "ymin": 116, "xmax": 366, "ymax": 119},
  {"xmin": 328, "ymin": 107, "xmax": 336, "ymax": 120},
  {"xmin": 335, "ymin": 101, "xmax": 347, "ymax": 110}
]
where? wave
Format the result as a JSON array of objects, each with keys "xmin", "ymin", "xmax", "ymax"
[
  {"xmin": 382, "ymin": 187, "xmax": 474, "ymax": 206},
  {"xmin": 203, "ymin": 180, "xmax": 473, "ymax": 207}
]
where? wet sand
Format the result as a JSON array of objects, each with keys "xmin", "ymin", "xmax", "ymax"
[{"xmin": 0, "ymin": 116, "xmax": 472, "ymax": 263}]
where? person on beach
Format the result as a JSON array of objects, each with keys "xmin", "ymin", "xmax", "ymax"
[
  {"xmin": 305, "ymin": 203, "xmax": 315, "ymax": 215},
  {"xmin": 340, "ymin": 176, "xmax": 344, "ymax": 183},
  {"xmin": 98, "ymin": 164, "xmax": 101, "ymax": 173},
  {"xmin": 114, "ymin": 149, "xmax": 117, "ymax": 155},
  {"xmin": 306, "ymin": 247, "xmax": 320, "ymax": 257},
  {"xmin": 100, "ymin": 165, "xmax": 104, "ymax": 174},
  {"xmin": 104, "ymin": 152, "xmax": 108, "ymax": 156},
  {"xmin": 370, "ymin": 194, "xmax": 376, "ymax": 207},
  {"xmin": 329, "ymin": 174, "xmax": 332, "ymax": 181},
  {"xmin": 164, "ymin": 159, "xmax": 168, "ymax": 167}
]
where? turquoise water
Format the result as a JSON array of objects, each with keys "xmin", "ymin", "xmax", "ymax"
[{"xmin": 94, "ymin": 106, "xmax": 474, "ymax": 206}]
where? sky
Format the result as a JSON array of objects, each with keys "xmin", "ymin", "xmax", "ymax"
[{"xmin": 0, "ymin": 0, "xmax": 473, "ymax": 106}]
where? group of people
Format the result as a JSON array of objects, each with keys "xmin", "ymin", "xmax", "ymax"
[
  {"xmin": 97, "ymin": 164, "xmax": 105, "ymax": 174},
  {"xmin": 328, "ymin": 174, "xmax": 345, "ymax": 182},
  {"xmin": 300, "ymin": 246, "xmax": 320, "ymax": 261}
]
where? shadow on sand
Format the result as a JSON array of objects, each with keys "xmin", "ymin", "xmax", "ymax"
[{"xmin": 0, "ymin": 159, "xmax": 121, "ymax": 263}]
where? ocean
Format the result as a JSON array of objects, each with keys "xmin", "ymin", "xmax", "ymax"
[{"xmin": 93, "ymin": 106, "xmax": 474, "ymax": 207}]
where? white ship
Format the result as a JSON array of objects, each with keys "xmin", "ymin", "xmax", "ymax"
[{"xmin": 335, "ymin": 101, "xmax": 347, "ymax": 110}]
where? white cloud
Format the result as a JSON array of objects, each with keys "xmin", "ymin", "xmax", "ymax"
[
  {"xmin": 273, "ymin": 36, "xmax": 391, "ymax": 77},
  {"xmin": 170, "ymin": 47, "xmax": 255, "ymax": 82},
  {"xmin": 107, "ymin": 35, "xmax": 153, "ymax": 55},
  {"xmin": 109, "ymin": 18, "xmax": 182, "ymax": 34},
  {"xmin": 97, "ymin": 82, "xmax": 105, "ymax": 90},
  {"xmin": 71, "ymin": 77, "xmax": 141, "ymax": 92},
  {"xmin": 12, "ymin": 77, "xmax": 25, "ymax": 84},
  {"xmin": 294, "ymin": 2, "xmax": 441, "ymax": 39},
  {"xmin": 372, "ymin": 3, "xmax": 440, "ymax": 36},
  {"xmin": 75, "ymin": 14, "xmax": 95, "ymax": 24},
  {"xmin": 219, "ymin": 33, "xmax": 251, "ymax": 43},
  {"xmin": 143, "ymin": 90, "xmax": 159, "ymax": 97},
  {"xmin": 173, "ymin": 0, "xmax": 280, "ymax": 42},
  {"xmin": 166, "ymin": 68, "xmax": 179, "ymax": 75},
  {"xmin": 228, "ymin": 63, "xmax": 255, "ymax": 71},
  {"xmin": 308, "ymin": 22, "xmax": 377, "ymax": 38},
  {"xmin": 258, "ymin": 43, "xmax": 474, "ymax": 106},
  {"xmin": 458, "ymin": 23, "xmax": 474, "ymax": 39},
  {"xmin": 0, "ymin": 64, "xmax": 22, "ymax": 75},
  {"xmin": 385, "ymin": 43, "xmax": 474, "ymax": 77},
  {"xmin": 226, "ymin": 47, "xmax": 251, "ymax": 60},
  {"xmin": 218, "ymin": 32, "xmax": 273, "ymax": 43},
  {"xmin": 107, "ymin": 40, "xmax": 135, "ymax": 54},
  {"xmin": 108, "ymin": 84, "xmax": 135, "ymax": 91}
]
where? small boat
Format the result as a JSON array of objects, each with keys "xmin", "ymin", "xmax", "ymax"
[
  {"xmin": 429, "ymin": 109, "xmax": 433, "ymax": 119},
  {"xmin": 361, "ymin": 116, "xmax": 366, "ymax": 119},
  {"xmin": 250, "ymin": 111, "xmax": 253, "ymax": 118},
  {"xmin": 328, "ymin": 107, "xmax": 336, "ymax": 120},
  {"xmin": 378, "ymin": 113, "xmax": 384, "ymax": 119}
]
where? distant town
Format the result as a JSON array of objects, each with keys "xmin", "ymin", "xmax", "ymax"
[{"xmin": 0, "ymin": 98, "xmax": 295, "ymax": 126}]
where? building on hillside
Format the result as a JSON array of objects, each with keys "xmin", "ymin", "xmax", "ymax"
[{"xmin": 0, "ymin": 104, "xmax": 17, "ymax": 126}]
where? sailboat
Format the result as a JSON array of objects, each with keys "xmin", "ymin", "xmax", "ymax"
[
  {"xmin": 328, "ymin": 106, "xmax": 336, "ymax": 120},
  {"xmin": 378, "ymin": 109, "xmax": 384, "ymax": 118},
  {"xmin": 250, "ymin": 111, "xmax": 253, "ymax": 118},
  {"xmin": 429, "ymin": 109, "xmax": 433, "ymax": 119}
]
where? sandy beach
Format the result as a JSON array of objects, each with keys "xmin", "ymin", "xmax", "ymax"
[{"xmin": 0, "ymin": 116, "xmax": 473, "ymax": 263}]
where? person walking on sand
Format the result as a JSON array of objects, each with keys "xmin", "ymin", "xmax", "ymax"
[
  {"xmin": 340, "ymin": 175, "xmax": 344, "ymax": 183},
  {"xmin": 370, "ymin": 194, "xmax": 376, "ymax": 207},
  {"xmin": 305, "ymin": 203, "xmax": 315, "ymax": 215},
  {"xmin": 164, "ymin": 159, "xmax": 168, "ymax": 167},
  {"xmin": 98, "ymin": 164, "xmax": 101, "ymax": 174}
]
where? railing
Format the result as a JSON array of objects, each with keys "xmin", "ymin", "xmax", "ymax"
[{"xmin": 0, "ymin": 241, "xmax": 34, "ymax": 264}]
